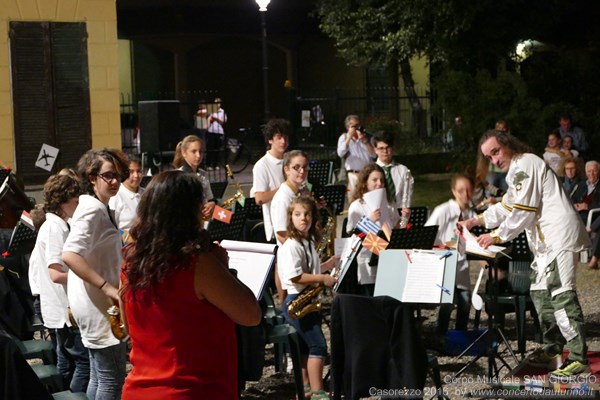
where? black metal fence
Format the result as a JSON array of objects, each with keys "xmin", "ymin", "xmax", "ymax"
[{"xmin": 119, "ymin": 87, "xmax": 444, "ymax": 156}]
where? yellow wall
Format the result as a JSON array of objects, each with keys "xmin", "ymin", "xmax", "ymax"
[{"xmin": 0, "ymin": 0, "xmax": 121, "ymax": 170}]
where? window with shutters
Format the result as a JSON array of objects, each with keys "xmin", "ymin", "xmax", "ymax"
[{"xmin": 9, "ymin": 21, "xmax": 91, "ymax": 185}]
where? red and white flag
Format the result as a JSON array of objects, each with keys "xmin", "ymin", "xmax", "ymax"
[{"xmin": 212, "ymin": 205, "xmax": 232, "ymax": 224}]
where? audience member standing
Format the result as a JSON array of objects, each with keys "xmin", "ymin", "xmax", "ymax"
[
  {"xmin": 206, "ymin": 97, "xmax": 227, "ymax": 170},
  {"xmin": 29, "ymin": 174, "xmax": 89, "ymax": 393},
  {"xmin": 543, "ymin": 131, "xmax": 564, "ymax": 174},
  {"xmin": 121, "ymin": 171, "xmax": 261, "ymax": 399},
  {"xmin": 337, "ymin": 115, "xmax": 375, "ymax": 204},
  {"xmin": 557, "ymin": 113, "xmax": 589, "ymax": 156},
  {"xmin": 373, "ymin": 132, "xmax": 414, "ymax": 224},
  {"xmin": 109, "ymin": 155, "xmax": 144, "ymax": 232},
  {"xmin": 62, "ymin": 148, "xmax": 129, "ymax": 400}
]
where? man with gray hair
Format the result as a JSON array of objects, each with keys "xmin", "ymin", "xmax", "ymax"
[
  {"xmin": 336, "ymin": 114, "xmax": 375, "ymax": 204},
  {"xmin": 460, "ymin": 130, "xmax": 591, "ymax": 380},
  {"xmin": 572, "ymin": 160, "xmax": 600, "ymax": 224}
]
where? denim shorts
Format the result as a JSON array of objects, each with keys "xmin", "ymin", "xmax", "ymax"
[{"xmin": 283, "ymin": 294, "xmax": 327, "ymax": 358}]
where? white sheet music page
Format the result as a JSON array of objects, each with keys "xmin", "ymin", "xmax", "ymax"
[
  {"xmin": 220, "ymin": 240, "xmax": 276, "ymax": 299},
  {"xmin": 463, "ymin": 228, "xmax": 505, "ymax": 258},
  {"xmin": 401, "ymin": 251, "xmax": 446, "ymax": 303}
]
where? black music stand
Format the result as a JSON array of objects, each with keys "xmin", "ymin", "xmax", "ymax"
[
  {"xmin": 452, "ymin": 249, "xmax": 519, "ymax": 381},
  {"xmin": 308, "ymin": 160, "xmax": 333, "ymax": 187},
  {"xmin": 207, "ymin": 211, "xmax": 248, "ymax": 242},
  {"xmin": 369, "ymin": 225, "xmax": 439, "ymax": 266},
  {"xmin": 0, "ymin": 169, "xmax": 11, "ymax": 199},
  {"xmin": 5, "ymin": 221, "xmax": 37, "ymax": 257},
  {"xmin": 314, "ymin": 185, "xmax": 346, "ymax": 215},
  {"xmin": 241, "ymin": 197, "xmax": 263, "ymax": 220}
]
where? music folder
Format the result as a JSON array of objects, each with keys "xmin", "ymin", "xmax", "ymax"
[
  {"xmin": 220, "ymin": 240, "xmax": 276, "ymax": 300},
  {"xmin": 374, "ymin": 249, "xmax": 458, "ymax": 304}
]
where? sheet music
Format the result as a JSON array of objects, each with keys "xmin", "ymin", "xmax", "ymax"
[
  {"xmin": 333, "ymin": 235, "xmax": 362, "ymax": 292},
  {"xmin": 401, "ymin": 251, "xmax": 446, "ymax": 303},
  {"xmin": 220, "ymin": 240, "xmax": 275, "ymax": 299},
  {"xmin": 462, "ymin": 227, "xmax": 505, "ymax": 258},
  {"xmin": 334, "ymin": 237, "xmax": 351, "ymax": 257}
]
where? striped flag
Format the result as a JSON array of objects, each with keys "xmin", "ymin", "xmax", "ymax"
[{"xmin": 356, "ymin": 216, "xmax": 380, "ymax": 235}]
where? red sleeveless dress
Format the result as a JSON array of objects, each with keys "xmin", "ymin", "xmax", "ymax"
[{"xmin": 121, "ymin": 264, "xmax": 237, "ymax": 400}]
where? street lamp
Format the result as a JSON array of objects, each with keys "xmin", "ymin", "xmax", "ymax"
[{"xmin": 256, "ymin": 0, "xmax": 271, "ymax": 120}]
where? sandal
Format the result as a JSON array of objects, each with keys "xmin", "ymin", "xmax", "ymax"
[
  {"xmin": 303, "ymin": 384, "xmax": 312, "ymax": 398},
  {"xmin": 310, "ymin": 389, "xmax": 330, "ymax": 400}
]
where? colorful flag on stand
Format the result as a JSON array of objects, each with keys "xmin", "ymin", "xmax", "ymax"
[
  {"xmin": 212, "ymin": 205, "xmax": 233, "ymax": 224},
  {"xmin": 381, "ymin": 222, "xmax": 392, "ymax": 241},
  {"xmin": 362, "ymin": 232, "xmax": 389, "ymax": 256},
  {"xmin": 356, "ymin": 216, "xmax": 380, "ymax": 235}
]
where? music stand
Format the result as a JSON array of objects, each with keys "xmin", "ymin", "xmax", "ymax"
[
  {"xmin": 0, "ymin": 169, "xmax": 11, "ymax": 200},
  {"xmin": 452, "ymin": 249, "xmax": 519, "ymax": 380},
  {"xmin": 211, "ymin": 181, "xmax": 228, "ymax": 200},
  {"xmin": 308, "ymin": 160, "xmax": 333, "ymax": 187},
  {"xmin": 369, "ymin": 225, "xmax": 439, "ymax": 266},
  {"xmin": 207, "ymin": 211, "xmax": 248, "ymax": 242},
  {"xmin": 314, "ymin": 185, "xmax": 346, "ymax": 215},
  {"xmin": 5, "ymin": 221, "xmax": 37, "ymax": 257},
  {"xmin": 241, "ymin": 197, "xmax": 263, "ymax": 220}
]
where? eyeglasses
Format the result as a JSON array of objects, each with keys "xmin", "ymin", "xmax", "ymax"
[
  {"xmin": 97, "ymin": 171, "xmax": 123, "ymax": 183},
  {"xmin": 376, "ymin": 146, "xmax": 392, "ymax": 152},
  {"xmin": 291, "ymin": 165, "xmax": 310, "ymax": 172}
]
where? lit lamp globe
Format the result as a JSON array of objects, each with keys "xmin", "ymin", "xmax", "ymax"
[{"xmin": 256, "ymin": 0, "xmax": 270, "ymax": 12}]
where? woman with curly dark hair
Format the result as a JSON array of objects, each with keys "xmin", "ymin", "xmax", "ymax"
[
  {"xmin": 120, "ymin": 170, "xmax": 261, "ymax": 399},
  {"xmin": 62, "ymin": 148, "xmax": 129, "ymax": 400}
]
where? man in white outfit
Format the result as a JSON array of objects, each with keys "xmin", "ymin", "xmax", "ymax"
[{"xmin": 460, "ymin": 130, "xmax": 591, "ymax": 380}]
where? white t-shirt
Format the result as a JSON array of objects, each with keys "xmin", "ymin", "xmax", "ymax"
[
  {"xmin": 108, "ymin": 184, "xmax": 144, "ymax": 230},
  {"xmin": 29, "ymin": 213, "xmax": 70, "ymax": 329},
  {"xmin": 270, "ymin": 183, "xmax": 297, "ymax": 246},
  {"xmin": 63, "ymin": 194, "xmax": 122, "ymax": 349},
  {"xmin": 208, "ymin": 108, "xmax": 227, "ymax": 134},
  {"xmin": 251, "ymin": 152, "xmax": 285, "ymax": 242},
  {"xmin": 277, "ymin": 238, "xmax": 320, "ymax": 294},
  {"xmin": 542, "ymin": 151, "xmax": 562, "ymax": 174},
  {"xmin": 425, "ymin": 199, "xmax": 475, "ymax": 290}
]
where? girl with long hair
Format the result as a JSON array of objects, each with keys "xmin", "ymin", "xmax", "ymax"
[
  {"xmin": 277, "ymin": 196, "xmax": 338, "ymax": 399},
  {"xmin": 62, "ymin": 148, "xmax": 129, "ymax": 399},
  {"xmin": 120, "ymin": 170, "xmax": 261, "ymax": 399}
]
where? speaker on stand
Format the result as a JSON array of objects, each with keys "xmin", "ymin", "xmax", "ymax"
[{"xmin": 138, "ymin": 100, "xmax": 181, "ymax": 173}]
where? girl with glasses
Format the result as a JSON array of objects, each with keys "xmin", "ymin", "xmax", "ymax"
[{"xmin": 62, "ymin": 148, "xmax": 129, "ymax": 400}]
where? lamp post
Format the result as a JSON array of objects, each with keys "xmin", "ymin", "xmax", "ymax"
[{"xmin": 256, "ymin": 0, "xmax": 271, "ymax": 120}]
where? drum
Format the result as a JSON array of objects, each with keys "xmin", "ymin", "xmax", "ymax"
[{"xmin": 0, "ymin": 169, "xmax": 33, "ymax": 229}]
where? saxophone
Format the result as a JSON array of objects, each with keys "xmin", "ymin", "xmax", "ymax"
[
  {"xmin": 221, "ymin": 164, "xmax": 245, "ymax": 210},
  {"xmin": 287, "ymin": 263, "xmax": 342, "ymax": 320},
  {"xmin": 315, "ymin": 216, "xmax": 335, "ymax": 260},
  {"xmin": 107, "ymin": 305, "xmax": 129, "ymax": 341}
]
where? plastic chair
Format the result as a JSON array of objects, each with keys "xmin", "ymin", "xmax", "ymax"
[
  {"xmin": 32, "ymin": 364, "xmax": 65, "ymax": 393},
  {"xmin": 14, "ymin": 336, "xmax": 55, "ymax": 364},
  {"xmin": 262, "ymin": 289, "xmax": 304, "ymax": 400},
  {"xmin": 475, "ymin": 231, "xmax": 541, "ymax": 356}
]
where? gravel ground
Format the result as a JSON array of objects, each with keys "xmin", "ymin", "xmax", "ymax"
[{"xmin": 241, "ymin": 261, "xmax": 600, "ymax": 400}]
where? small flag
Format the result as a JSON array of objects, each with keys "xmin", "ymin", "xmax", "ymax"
[
  {"xmin": 381, "ymin": 222, "xmax": 392, "ymax": 241},
  {"xmin": 20, "ymin": 211, "xmax": 34, "ymax": 231},
  {"xmin": 35, "ymin": 144, "xmax": 59, "ymax": 172},
  {"xmin": 306, "ymin": 182, "xmax": 313, "ymax": 193},
  {"xmin": 362, "ymin": 232, "xmax": 388, "ymax": 256},
  {"xmin": 356, "ymin": 216, "xmax": 380, "ymax": 235},
  {"xmin": 212, "ymin": 205, "xmax": 232, "ymax": 224}
]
